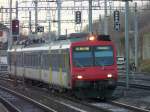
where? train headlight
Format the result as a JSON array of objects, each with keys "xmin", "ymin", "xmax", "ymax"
[
  {"xmin": 77, "ymin": 75, "xmax": 83, "ymax": 79},
  {"xmin": 89, "ymin": 36, "xmax": 95, "ymax": 41},
  {"xmin": 107, "ymin": 73, "xmax": 112, "ymax": 78}
]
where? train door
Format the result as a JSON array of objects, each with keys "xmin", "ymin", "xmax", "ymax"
[{"xmin": 65, "ymin": 49, "xmax": 71, "ymax": 88}]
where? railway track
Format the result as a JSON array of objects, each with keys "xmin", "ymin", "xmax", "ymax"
[
  {"xmin": 0, "ymin": 85, "xmax": 57, "ymax": 112},
  {"xmin": 91, "ymin": 101, "xmax": 150, "ymax": 112},
  {"xmin": 0, "ymin": 75, "xmax": 111, "ymax": 112},
  {"xmin": 119, "ymin": 75, "xmax": 150, "ymax": 82},
  {"xmin": 20, "ymin": 84, "xmax": 150, "ymax": 112},
  {"xmin": 0, "ymin": 74, "xmax": 150, "ymax": 112},
  {"xmin": 25, "ymin": 81, "xmax": 150, "ymax": 112},
  {"xmin": 118, "ymin": 81, "xmax": 150, "ymax": 90},
  {"xmin": 109, "ymin": 101, "xmax": 150, "ymax": 112}
]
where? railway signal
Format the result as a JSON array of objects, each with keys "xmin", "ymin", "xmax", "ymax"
[
  {"xmin": 114, "ymin": 10, "xmax": 120, "ymax": 31},
  {"xmin": 75, "ymin": 11, "xmax": 81, "ymax": 24},
  {"xmin": 12, "ymin": 19, "xmax": 19, "ymax": 35},
  {"xmin": 114, "ymin": 10, "xmax": 119, "ymax": 22}
]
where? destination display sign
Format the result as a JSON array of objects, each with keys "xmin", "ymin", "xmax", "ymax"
[
  {"xmin": 95, "ymin": 46, "xmax": 112, "ymax": 50},
  {"xmin": 74, "ymin": 46, "xmax": 90, "ymax": 51}
]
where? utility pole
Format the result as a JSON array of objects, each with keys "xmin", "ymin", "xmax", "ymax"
[
  {"xmin": 80, "ymin": 1, "xmax": 83, "ymax": 32},
  {"xmin": 1, "ymin": 6, "xmax": 4, "ymax": 24},
  {"xmin": 34, "ymin": 0, "xmax": 38, "ymax": 34},
  {"xmin": 99, "ymin": 14, "xmax": 101, "ymax": 33},
  {"xmin": 57, "ymin": 0, "xmax": 61, "ymax": 38},
  {"xmin": 114, "ymin": 10, "xmax": 120, "ymax": 55},
  {"xmin": 29, "ymin": 11, "xmax": 32, "ymax": 36},
  {"xmin": 48, "ymin": 2, "xmax": 51, "ymax": 42},
  {"xmin": 9, "ymin": 0, "xmax": 12, "ymax": 49},
  {"xmin": 88, "ymin": 0, "xmax": 92, "ymax": 33},
  {"xmin": 104, "ymin": 0, "xmax": 108, "ymax": 35},
  {"xmin": 125, "ymin": 1, "xmax": 129, "ymax": 89},
  {"xmin": 16, "ymin": 1, "xmax": 19, "ymax": 41},
  {"xmin": 16, "ymin": 1, "xmax": 18, "ymax": 19},
  {"xmin": 134, "ymin": 2, "xmax": 138, "ymax": 70}
]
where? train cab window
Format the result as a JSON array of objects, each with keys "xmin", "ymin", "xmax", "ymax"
[
  {"xmin": 94, "ymin": 46, "xmax": 114, "ymax": 66},
  {"xmin": 73, "ymin": 46, "xmax": 93, "ymax": 67}
]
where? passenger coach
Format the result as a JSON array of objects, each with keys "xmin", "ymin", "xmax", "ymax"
[{"xmin": 8, "ymin": 33, "xmax": 118, "ymax": 98}]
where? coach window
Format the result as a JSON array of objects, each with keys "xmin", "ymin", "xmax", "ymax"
[
  {"xmin": 28, "ymin": 55, "xmax": 31, "ymax": 67},
  {"xmin": 17, "ymin": 54, "xmax": 21, "ymax": 66},
  {"xmin": 52, "ymin": 53, "xmax": 55, "ymax": 70},
  {"xmin": 26, "ymin": 55, "xmax": 28, "ymax": 66},
  {"xmin": 47, "ymin": 54, "xmax": 49, "ymax": 69},
  {"xmin": 37, "ymin": 54, "xmax": 40, "ymax": 67},
  {"xmin": 30, "ymin": 54, "xmax": 32, "ymax": 67},
  {"xmin": 31, "ymin": 55, "xmax": 34, "ymax": 67},
  {"xmin": 24, "ymin": 54, "xmax": 26, "ymax": 66},
  {"xmin": 28, "ymin": 55, "xmax": 30, "ymax": 67},
  {"xmin": 32, "ymin": 55, "xmax": 34, "ymax": 67},
  {"xmin": 35, "ymin": 55, "xmax": 37, "ymax": 67},
  {"xmin": 25, "ymin": 54, "xmax": 28, "ymax": 66},
  {"xmin": 20, "ymin": 54, "xmax": 22, "ymax": 66},
  {"xmin": 31, "ymin": 55, "xmax": 33, "ymax": 67},
  {"xmin": 52, "ymin": 53, "xmax": 57, "ymax": 71},
  {"xmin": 43, "ymin": 54, "xmax": 46, "ymax": 69}
]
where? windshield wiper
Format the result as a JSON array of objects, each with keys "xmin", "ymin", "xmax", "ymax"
[{"xmin": 75, "ymin": 60, "xmax": 84, "ymax": 67}]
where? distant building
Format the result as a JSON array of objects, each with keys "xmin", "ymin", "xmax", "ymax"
[
  {"xmin": 0, "ymin": 23, "xmax": 9, "ymax": 50},
  {"xmin": 0, "ymin": 23, "xmax": 9, "ymax": 42}
]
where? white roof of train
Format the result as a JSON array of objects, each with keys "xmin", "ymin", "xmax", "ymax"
[{"xmin": 7, "ymin": 41, "xmax": 71, "ymax": 52}]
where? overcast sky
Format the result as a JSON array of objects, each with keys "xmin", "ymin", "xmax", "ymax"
[{"xmin": 0, "ymin": 0, "xmax": 146, "ymax": 35}]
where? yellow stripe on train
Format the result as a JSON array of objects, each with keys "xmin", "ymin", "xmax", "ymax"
[
  {"xmin": 49, "ymin": 65, "xmax": 52, "ymax": 83},
  {"xmin": 59, "ymin": 66, "xmax": 63, "ymax": 86}
]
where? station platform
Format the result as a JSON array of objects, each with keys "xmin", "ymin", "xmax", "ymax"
[{"xmin": 0, "ymin": 103, "xmax": 9, "ymax": 112}]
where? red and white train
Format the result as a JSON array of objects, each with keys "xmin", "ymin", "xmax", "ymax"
[{"xmin": 7, "ymin": 33, "xmax": 118, "ymax": 98}]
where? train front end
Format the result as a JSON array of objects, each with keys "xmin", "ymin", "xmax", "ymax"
[{"xmin": 70, "ymin": 35, "xmax": 118, "ymax": 98}]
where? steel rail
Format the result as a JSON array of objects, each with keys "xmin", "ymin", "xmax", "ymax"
[
  {"xmin": 118, "ymin": 81, "xmax": 150, "ymax": 90},
  {"xmin": 0, "ymin": 85, "xmax": 57, "ymax": 112},
  {"xmin": 1, "ymin": 74, "xmax": 150, "ymax": 112},
  {"xmin": 0, "ymin": 75, "xmax": 111, "ymax": 112},
  {"xmin": 0, "ymin": 96, "xmax": 21, "ymax": 112},
  {"xmin": 109, "ymin": 101, "xmax": 150, "ymax": 112}
]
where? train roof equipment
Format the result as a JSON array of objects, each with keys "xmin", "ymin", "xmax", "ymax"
[
  {"xmin": 8, "ymin": 33, "xmax": 112, "ymax": 52},
  {"xmin": 68, "ymin": 33, "xmax": 111, "ymax": 42}
]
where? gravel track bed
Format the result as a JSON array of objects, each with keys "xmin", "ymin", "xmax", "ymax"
[
  {"xmin": 0, "ymin": 78, "xmax": 108, "ymax": 112},
  {"xmin": 113, "ymin": 86, "xmax": 150, "ymax": 111},
  {"xmin": 0, "ymin": 85, "xmax": 48, "ymax": 112},
  {"xmin": 1, "ymin": 73, "xmax": 150, "ymax": 112}
]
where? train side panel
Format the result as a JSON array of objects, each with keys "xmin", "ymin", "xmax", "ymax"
[
  {"xmin": 8, "ymin": 48, "xmax": 71, "ymax": 89},
  {"xmin": 40, "ymin": 51, "xmax": 71, "ymax": 88}
]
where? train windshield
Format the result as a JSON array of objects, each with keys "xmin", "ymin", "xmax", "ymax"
[
  {"xmin": 94, "ymin": 46, "xmax": 114, "ymax": 66},
  {"xmin": 73, "ymin": 46, "xmax": 114, "ymax": 67},
  {"xmin": 73, "ymin": 46, "xmax": 93, "ymax": 67}
]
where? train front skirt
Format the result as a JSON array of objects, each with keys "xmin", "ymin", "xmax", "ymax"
[{"xmin": 73, "ymin": 80, "xmax": 117, "ymax": 99}]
